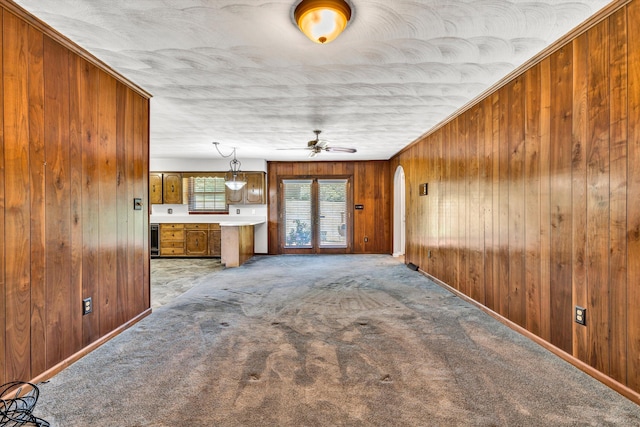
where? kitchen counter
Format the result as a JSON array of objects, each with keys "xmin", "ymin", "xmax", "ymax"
[
  {"xmin": 150, "ymin": 215, "xmax": 265, "ymax": 266},
  {"xmin": 150, "ymin": 215, "xmax": 265, "ymax": 226}
]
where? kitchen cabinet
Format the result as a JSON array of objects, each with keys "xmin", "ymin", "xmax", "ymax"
[
  {"xmin": 158, "ymin": 223, "xmax": 221, "ymax": 257},
  {"xmin": 163, "ymin": 173, "xmax": 183, "ymax": 204},
  {"xmin": 149, "ymin": 173, "xmax": 163, "ymax": 204},
  {"xmin": 225, "ymin": 172, "xmax": 265, "ymax": 205},
  {"xmin": 160, "ymin": 223, "xmax": 185, "ymax": 256},
  {"xmin": 186, "ymin": 224, "xmax": 209, "ymax": 256},
  {"xmin": 209, "ymin": 223, "xmax": 221, "ymax": 256},
  {"xmin": 245, "ymin": 172, "xmax": 265, "ymax": 204}
]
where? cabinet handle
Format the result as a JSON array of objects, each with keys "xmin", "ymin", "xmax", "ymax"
[
  {"xmin": 171, "ymin": 185, "xmax": 175, "ymax": 192},
  {"xmin": 153, "ymin": 184, "xmax": 156, "ymax": 192}
]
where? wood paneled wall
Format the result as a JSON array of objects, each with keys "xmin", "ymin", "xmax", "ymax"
[
  {"xmin": 0, "ymin": 4, "xmax": 150, "ymax": 384},
  {"xmin": 267, "ymin": 161, "xmax": 391, "ymax": 254},
  {"xmin": 391, "ymin": 1, "xmax": 640, "ymax": 396}
]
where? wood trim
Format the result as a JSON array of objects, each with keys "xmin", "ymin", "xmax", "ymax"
[
  {"xmin": 418, "ymin": 269, "xmax": 640, "ymax": 406},
  {"xmin": 395, "ymin": 0, "xmax": 632, "ymax": 158},
  {"xmin": 30, "ymin": 309, "xmax": 152, "ymax": 385},
  {"xmin": 0, "ymin": 0, "xmax": 151, "ymax": 99}
]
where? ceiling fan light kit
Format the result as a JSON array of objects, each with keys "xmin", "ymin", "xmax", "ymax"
[{"xmin": 294, "ymin": 0, "xmax": 352, "ymax": 44}]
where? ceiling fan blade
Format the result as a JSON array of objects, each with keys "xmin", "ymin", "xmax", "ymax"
[
  {"xmin": 325, "ymin": 146, "xmax": 357, "ymax": 153},
  {"xmin": 308, "ymin": 150, "xmax": 318, "ymax": 158}
]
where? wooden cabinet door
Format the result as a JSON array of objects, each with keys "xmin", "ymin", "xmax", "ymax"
[
  {"xmin": 225, "ymin": 173, "xmax": 245, "ymax": 205},
  {"xmin": 163, "ymin": 173, "xmax": 182, "ymax": 204},
  {"xmin": 186, "ymin": 229, "xmax": 208, "ymax": 256},
  {"xmin": 209, "ymin": 229, "xmax": 221, "ymax": 256},
  {"xmin": 149, "ymin": 173, "xmax": 163, "ymax": 204},
  {"xmin": 245, "ymin": 172, "xmax": 265, "ymax": 204}
]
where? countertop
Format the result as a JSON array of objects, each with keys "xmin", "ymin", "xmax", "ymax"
[{"xmin": 150, "ymin": 214, "xmax": 266, "ymax": 226}]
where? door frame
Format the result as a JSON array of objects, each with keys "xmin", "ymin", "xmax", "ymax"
[{"xmin": 278, "ymin": 175, "xmax": 353, "ymax": 254}]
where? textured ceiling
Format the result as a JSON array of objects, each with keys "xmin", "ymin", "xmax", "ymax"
[{"xmin": 15, "ymin": 0, "xmax": 612, "ymax": 161}]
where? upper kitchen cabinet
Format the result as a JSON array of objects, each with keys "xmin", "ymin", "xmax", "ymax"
[
  {"xmin": 245, "ymin": 172, "xmax": 266, "ymax": 204},
  {"xmin": 226, "ymin": 172, "xmax": 266, "ymax": 205},
  {"xmin": 149, "ymin": 173, "xmax": 163, "ymax": 204},
  {"xmin": 163, "ymin": 173, "xmax": 183, "ymax": 204}
]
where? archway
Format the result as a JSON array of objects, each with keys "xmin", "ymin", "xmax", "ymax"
[{"xmin": 393, "ymin": 165, "xmax": 406, "ymax": 257}]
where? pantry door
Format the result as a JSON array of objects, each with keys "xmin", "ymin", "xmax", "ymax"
[{"xmin": 280, "ymin": 177, "xmax": 352, "ymax": 254}]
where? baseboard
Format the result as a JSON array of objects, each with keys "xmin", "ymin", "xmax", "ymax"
[
  {"xmin": 30, "ymin": 308, "xmax": 152, "ymax": 385},
  {"xmin": 418, "ymin": 269, "xmax": 640, "ymax": 406}
]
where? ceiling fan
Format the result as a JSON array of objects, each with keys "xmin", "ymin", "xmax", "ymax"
[{"xmin": 282, "ymin": 130, "xmax": 357, "ymax": 158}]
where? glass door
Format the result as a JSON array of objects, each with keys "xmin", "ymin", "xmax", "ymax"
[
  {"xmin": 281, "ymin": 177, "xmax": 351, "ymax": 254},
  {"xmin": 283, "ymin": 179, "xmax": 313, "ymax": 249},
  {"xmin": 318, "ymin": 179, "xmax": 348, "ymax": 248}
]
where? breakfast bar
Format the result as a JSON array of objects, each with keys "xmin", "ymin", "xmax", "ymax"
[{"xmin": 150, "ymin": 215, "xmax": 265, "ymax": 267}]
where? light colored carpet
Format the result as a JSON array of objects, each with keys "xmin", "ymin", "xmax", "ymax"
[
  {"xmin": 33, "ymin": 255, "xmax": 640, "ymax": 426},
  {"xmin": 150, "ymin": 258, "xmax": 224, "ymax": 308}
]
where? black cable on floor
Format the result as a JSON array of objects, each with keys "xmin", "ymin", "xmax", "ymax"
[{"xmin": 0, "ymin": 381, "xmax": 50, "ymax": 427}]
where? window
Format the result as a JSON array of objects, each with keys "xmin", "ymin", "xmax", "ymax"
[{"xmin": 187, "ymin": 175, "xmax": 226, "ymax": 212}]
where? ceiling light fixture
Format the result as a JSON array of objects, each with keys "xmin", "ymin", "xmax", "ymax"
[
  {"xmin": 213, "ymin": 142, "xmax": 246, "ymax": 190},
  {"xmin": 294, "ymin": 0, "xmax": 352, "ymax": 44}
]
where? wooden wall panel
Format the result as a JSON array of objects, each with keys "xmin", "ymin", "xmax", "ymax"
[
  {"xmin": 267, "ymin": 161, "xmax": 390, "ymax": 255},
  {"xmin": 608, "ymin": 7, "xmax": 628, "ymax": 386},
  {"xmin": 548, "ymin": 45, "xmax": 573, "ymax": 354},
  {"xmin": 586, "ymin": 20, "xmax": 611, "ymax": 375},
  {"xmin": 139, "ymin": 95, "xmax": 150, "ymax": 312},
  {"xmin": 74, "ymin": 55, "xmax": 100, "ymax": 346},
  {"xmin": 626, "ymin": 0, "xmax": 640, "ymax": 392},
  {"xmin": 28, "ymin": 25, "xmax": 45, "ymax": 376},
  {"xmin": 97, "ymin": 73, "xmax": 118, "ymax": 337},
  {"xmin": 508, "ymin": 77, "xmax": 525, "ymax": 327},
  {"xmin": 0, "ymin": 8, "xmax": 5, "ymax": 386},
  {"xmin": 497, "ymin": 86, "xmax": 509, "ymax": 318},
  {"xmin": 116, "ymin": 82, "xmax": 131, "ymax": 326},
  {"xmin": 44, "ymin": 35, "xmax": 72, "ymax": 369},
  {"xmin": 524, "ymin": 63, "xmax": 541, "ymax": 336},
  {"xmin": 68, "ymin": 53, "xmax": 83, "ymax": 359},
  {"xmin": 4, "ymin": 10, "xmax": 31, "ymax": 381},
  {"xmin": 571, "ymin": 33, "xmax": 588, "ymax": 361},
  {"xmin": 482, "ymin": 97, "xmax": 494, "ymax": 310},
  {"xmin": 0, "ymin": 4, "xmax": 150, "ymax": 384},
  {"xmin": 539, "ymin": 58, "xmax": 552, "ymax": 343},
  {"xmin": 392, "ymin": 0, "xmax": 640, "ymax": 398},
  {"xmin": 489, "ymin": 94, "xmax": 500, "ymax": 312}
]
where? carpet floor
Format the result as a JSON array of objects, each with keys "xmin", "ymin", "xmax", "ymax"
[{"xmin": 33, "ymin": 255, "xmax": 640, "ymax": 426}]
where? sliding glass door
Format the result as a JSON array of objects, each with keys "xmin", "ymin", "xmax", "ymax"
[{"xmin": 281, "ymin": 177, "xmax": 351, "ymax": 254}]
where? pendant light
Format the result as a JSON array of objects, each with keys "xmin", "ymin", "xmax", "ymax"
[
  {"xmin": 294, "ymin": 0, "xmax": 352, "ymax": 44},
  {"xmin": 213, "ymin": 142, "xmax": 246, "ymax": 190}
]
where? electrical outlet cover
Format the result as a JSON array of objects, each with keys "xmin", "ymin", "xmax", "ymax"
[{"xmin": 575, "ymin": 306, "xmax": 586, "ymax": 326}]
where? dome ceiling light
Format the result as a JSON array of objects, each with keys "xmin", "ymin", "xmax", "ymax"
[{"xmin": 294, "ymin": 0, "xmax": 352, "ymax": 44}]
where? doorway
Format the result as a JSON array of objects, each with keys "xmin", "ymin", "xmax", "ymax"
[
  {"xmin": 280, "ymin": 177, "xmax": 352, "ymax": 254},
  {"xmin": 393, "ymin": 166, "xmax": 406, "ymax": 257}
]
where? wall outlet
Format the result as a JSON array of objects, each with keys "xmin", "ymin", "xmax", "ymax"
[
  {"xmin": 575, "ymin": 306, "xmax": 586, "ymax": 326},
  {"xmin": 83, "ymin": 297, "xmax": 93, "ymax": 315},
  {"xmin": 236, "ymin": 208, "xmax": 241, "ymax": 214}
]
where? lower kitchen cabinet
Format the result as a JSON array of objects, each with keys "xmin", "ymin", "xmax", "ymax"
[
  {"xmin": 159, "ymin": 223, "xmax": 221, "ymax": 257},
  {"xmin": 160, "ymin": 223, "xmax": 185, "ymax": 256},
  {"xmin": 209, "ymin": 224, "xmax": 221, "ymax": 256},
  {"xmin": 186, "ymin": 224, "xmax": 209, "ymax": 256}
]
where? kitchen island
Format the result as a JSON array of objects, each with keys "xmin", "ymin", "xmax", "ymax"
[{"xmin": 150, "ymin": 215, "xmax": 265, "ymax": 267}]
